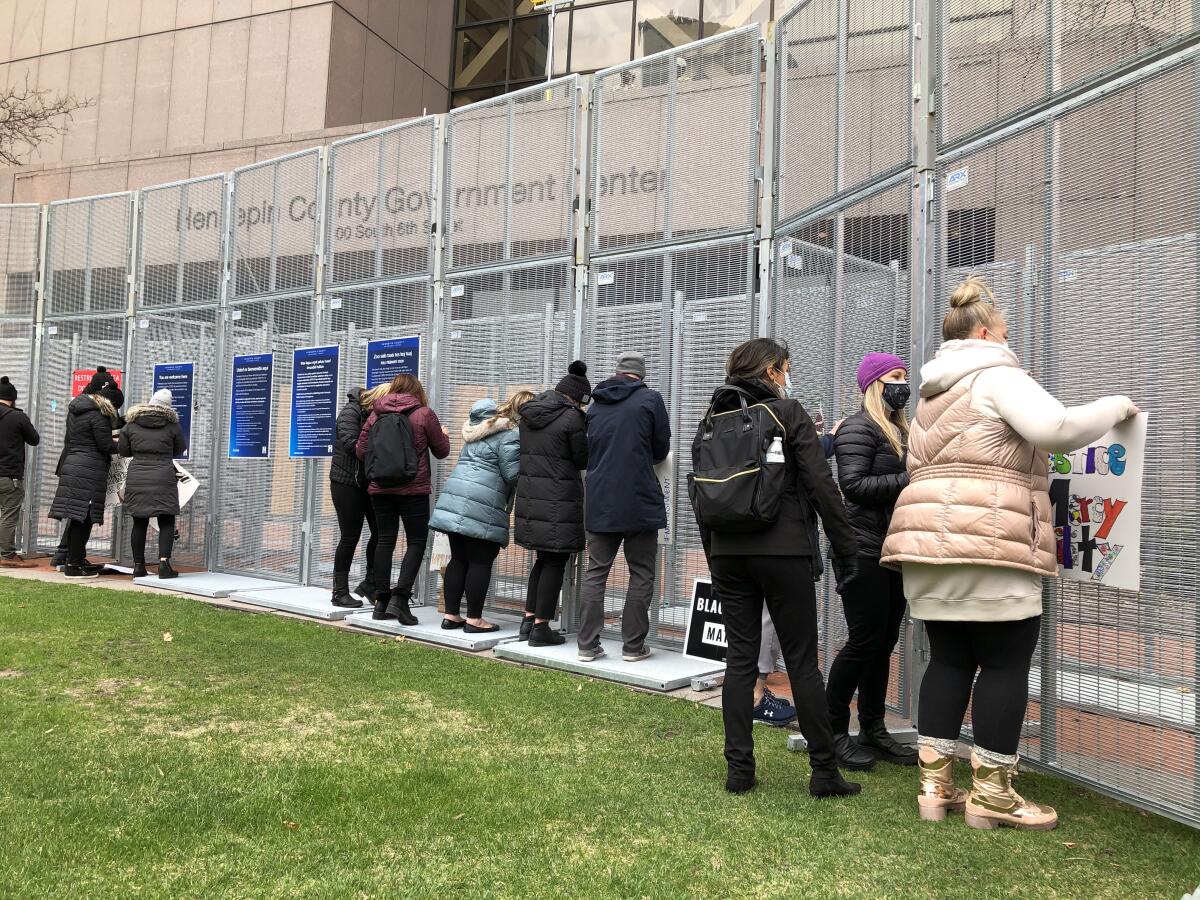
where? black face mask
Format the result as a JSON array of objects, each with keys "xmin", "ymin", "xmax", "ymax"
[{"xmin": 882, "ymin": 382, "xmax": 911, "ymax": 411}]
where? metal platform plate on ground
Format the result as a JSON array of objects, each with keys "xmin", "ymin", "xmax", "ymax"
[
  {"xmin": 495, "ymin": 637, "xmax": 724, "ymax": 692},
  {"xmin": 229, "ymin": 586, "xmax": 365, "ymax": 620},
  {"xmin": 343, "ymin": 605, "xmax": 522, "ymax": 651},
  {"xmin": 132, "ymin": 572, "xmax": 295, "ymax": 598}
]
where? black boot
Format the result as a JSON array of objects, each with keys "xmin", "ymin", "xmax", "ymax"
[
  {"xmin": 528, "ymin": 622, "xmax": 565, "ymax": 647},
  {"xmin": 857, "ymin": 720, "xmax": 918, "ymax": 766},
  {"xmin": 833, "ymin": 733, "xmax": 877, "ymax": 771},
  {"xmin": 809, "ymin": 769, "xmax": 862, "ymax": 798},
  {"xmin": 372, "ymin": 591, "xmax": 395, "ymax": 620},
  {"xmin": 157, "ymin": 558, "xmax": 178, "ymax": 580},
  {"xmin": 385, "ymin": 591, "xmax": 419, "ymax": 626},
  {"xmin": 132, "ymin": 562, "xmax": 148, "ymax": 578},
  {"xmin": 518, "ymin": 616, "xmax": 535, "ymax": 641},
  {"xmin": 725, "ymin": 773, "xmax": 757, "ymax": 795},
  {"xmin": 354, "ymin": 572, "xmax": 375, "ymax": 600},
  {"xmin": 331, "ymin": 572, "xmax": 361, "ymax": 609}
]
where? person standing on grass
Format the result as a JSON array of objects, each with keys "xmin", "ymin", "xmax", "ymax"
[
  {"xmin": 355, "ymin": 374, "xmax": 450, "ymax": 626},
  {"xmin": 692, "ymin": 338, "xmax": 861, "ymax": 798},
  {"xmin": 882, "ymin": 277, "xmax": 1139, "ymax": 830},
  {"xmin": 0, "ymin": 376, "xmax": 40, "ymax": 568},
  {"xmin": 429, "ymin": 391, "xmax": 530, "ymax": 634},
  {"xmin": 575, "ymin": 352, "xmax": 670, "ymax": 663},
  {"xmin": 514, "ymin": 361, "xmax": 590, "ymax": 647},
  {"xmin": 119, "ymin": 389, "xmax": 187, "ymax": 580},
  {"xmin": 49, "ymin": 368, "xmax": 124, "ymax": 579},
  {"xmin": 825, "ymin": 352, "xmax": 917, "ymax": 772},
  {"xmin": 328, "ymin": 387, "xmax": 376, "ymax": 609}
]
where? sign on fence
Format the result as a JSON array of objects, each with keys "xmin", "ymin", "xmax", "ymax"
[
  {"xmin": 1049, "ymin": 413, "xmax": 1148, "ymax": 592},
  {"xmin": 71, "ymin": 368, "xmax": 122, "ymax": 398},
  {"xmin": 152, "ymin": 362, "xmax": 194, "ymax": 459},
  {"xmin": 229, "ymin": 353, "xmax": 273, "ymax": 459},
  {"xmin": 365, "ymin": 336, "xmax": 421, "ymax": 388},
  {"xmin": 683, "ymin": 578, "xmax": 726, "ymax": 664},
  {"xmin": 290, "ymin": 345, "xmax": 340, "ymax": 458}
]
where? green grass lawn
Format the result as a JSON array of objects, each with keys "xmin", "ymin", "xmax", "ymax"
[{"xmin": 1, "ymin": 577, "xmax": 1198, "ymax": 899}]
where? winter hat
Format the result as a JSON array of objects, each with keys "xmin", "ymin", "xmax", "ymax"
[
  {"xmin": 0, "ymin": 377, "xmax": 16, "ymax": 402},
  {"xmin": 857, "ymin": 352, "xmax": 907, "ymax": 393},
  {"xmin": 84, "ymin": 366, "xmax": 117, "ymax": 395},
  {"xmin": 555, "ymin": 360, "xmax": 592, "ymax": 405},
  {"xmin": 99, "ymin": 382, "xmax": 125, "ymax": 410},
  {"xmin": 150, "ymin": 388, "xmax": 173, "ymax": 408},
  {"xmin": 615, "ymin": 351, "xmax": 646, "ymax": 380}
]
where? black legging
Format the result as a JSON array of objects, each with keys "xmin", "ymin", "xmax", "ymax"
[
  {"xmin": 825, "ymin": 555, "xmax": 906, "ymax": 733},
  {"xmin": 65, "ymin": 519, "xmax": 94, "ymax": 566},
  {"xmin": 918, "ymin": 616, "xmax": 1042, "ymax": 756},
  {"xmin": 330, "ymin": 481, "xmax": 377, "ymax": 574},
  {"xmin": 371, "ymin": 493, "xmax": 430, "ymax": 599},
  {"xmin": 130, "ymin": 514, "xmax": 176, "ymax": 563},
  {"xmin": 444, "ymin": 533, "xmax": 502, "ymax": 618},
  {"xmin": 524, "ymin": 550, "xmax": 570, "ymax": 621}
]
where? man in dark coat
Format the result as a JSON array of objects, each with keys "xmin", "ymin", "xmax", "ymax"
[
  {"xmin": 0, "ymin": 376, "xmax": 40, "ymax": 567},
  {"xmin": 576, "ymin": 352, "xmax": 671, "ymax": 662},
  {"xmin": 119, "ymin": 389, "xmax": 188, "ymax": 578}
]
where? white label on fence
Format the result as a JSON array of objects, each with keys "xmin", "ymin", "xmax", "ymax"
[
  {"xmin": 231, "ymin": 309, "xmax": 242, "ymax": 321},
  {"xmin": 47, "ymin": 326, "xmax": 57, "ymax": 335},
  {"xmin": 450, "ymin": 284, "xmax": 465, "ymax": 298},
  {"xmin": 597, "ymin": 271, "xmax": 615, "ymax": 286},
  {"xmin": 329, "ymin": 297, "xmax": 342, "ymax": 309},
  {"xmin": 778, "ymin": 240, "xmax": 793, "ymax": 258},
  {"xmin": 450, "ymin": 330, "xmax": 462, "ymax": 340},
  {"xmin": 1060, "ymin": 269, "xmax": 1077, "ymax": 282},
  {"xmin": 787, "ymin": 254, "xmax": 804, "ymax": 270},
  {"xmin": 138, "ymin": 319, "xmax": 149, "ymax": 329},
  {"xmin": 692, "ymin": 312, "xmax": 707, "ymax": 322},
  {"xmin": 946, "ymin": 167, "xmax": 969, "ymax": 192}
]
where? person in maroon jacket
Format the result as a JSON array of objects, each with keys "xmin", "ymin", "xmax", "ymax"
[{"xmin": 355, "ymin": 373, "xmax": 450, "ymax": 624}]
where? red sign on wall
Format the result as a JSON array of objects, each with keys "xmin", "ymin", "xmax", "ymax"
[{"xmin": 71, "ymin": 369, "xmax": 122, "ymax": 399}]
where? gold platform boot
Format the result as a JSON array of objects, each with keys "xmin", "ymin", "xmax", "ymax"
[
  {"xmin": 917, "ymin": 744, "xmax": 967, "ymax": 822},
  {"xmin": 964, "ymin": 749, "xmax": 1058, "ymax": 831}
]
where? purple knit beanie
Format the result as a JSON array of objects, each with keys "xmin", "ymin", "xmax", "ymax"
[{"xmin": 857, "ymin": 352, "xmax": 907, "ymax": 393}]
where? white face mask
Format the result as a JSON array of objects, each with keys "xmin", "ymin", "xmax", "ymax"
[{"xmin": 775, "ymin": 370, "xmax": 793, "ymax": 400}]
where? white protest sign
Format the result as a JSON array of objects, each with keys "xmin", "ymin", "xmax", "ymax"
[{"xmin": 1048, "ymin": 413, "xmax": 1147, "ymax": 592}]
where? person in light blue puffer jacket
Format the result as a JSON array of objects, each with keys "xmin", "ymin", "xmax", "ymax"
[{"xmin": 430, "ymin": 392, "xmax": 531, "ymax": 633}]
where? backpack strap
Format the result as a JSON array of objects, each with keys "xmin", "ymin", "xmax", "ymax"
[{"xmin": 701, "ymin": 386, "xmax": 754, "ymax": 439}]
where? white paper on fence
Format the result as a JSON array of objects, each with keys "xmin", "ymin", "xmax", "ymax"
[
  {"xmin": 429, "ymin": 530, "xmax": 452, "ymax": 571},
  {"xmin": 1049, "ymin": 412, "xmax": 1148, "ymax": 593},
  {"xmin": 655, "ymin": 452, "xmax": 675, "ymax": 547},
  {"xmin": 105, "ymin": 457, "xmax": 130, "ymax": 509},
  {"xmin": 175, "ymin": 462, "xmax": 199, "ymax": 509}
]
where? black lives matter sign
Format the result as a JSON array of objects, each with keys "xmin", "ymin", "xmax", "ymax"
[{"xmin": 682, "ymin": 579, "xmax": 726, "ymax": 664}]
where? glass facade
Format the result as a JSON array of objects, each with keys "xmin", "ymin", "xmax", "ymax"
[{"xmin": 452, "ymin": 0, "xmax": 781, "ymax": 107}]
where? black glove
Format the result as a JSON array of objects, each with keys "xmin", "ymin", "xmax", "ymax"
[{"xmin": 832, "ymin": 556, "xmax": 859, "ymax": 594}]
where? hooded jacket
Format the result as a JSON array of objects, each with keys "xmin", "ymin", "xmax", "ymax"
[
  {"xmin": 514, "ymin": 390, "xmax": 588, "ymax": 553},
  {"xmin": 584, "ymin": 376, "xmax": 671, "ymax": 534},
  {"xmin": 0, "ymin": 403, "xmax": 39, "ymax": 479},
  {"xmin": 429, "ymin": 399, "xmax": 522, "ymax": 545},
  {"xmin": 355, "ymin": 392, "xmax": 450, "ymax": 496},
  {"xmin": 49, "ymin": 393, "xmax": 120, "ymax": 524},
  {"xmin": 833, "ymin": 410, "xmax": 908, "ymax": 557},
  {"xmin": 331, "ymin": 390, "xmax": 367, "ymax": 488},
  {"xmin": 118, "ymin": 403, "xmax": 188, "ymax": 518}
]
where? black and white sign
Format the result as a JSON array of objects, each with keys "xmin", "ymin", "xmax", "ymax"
[{"xmin": 682, "ymin": 578, "xmax": 726, "ymax": 664}]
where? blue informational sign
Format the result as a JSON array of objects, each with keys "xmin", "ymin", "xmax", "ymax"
[
  {"xmin": 289, "ymin": 344, "xmax": 340, "ymax": 458},
  {"xmin": 229, "ymin": 352, "xmax": 273, "ymax": 459},
  {"xmin": 365, "ymin": 335, "xmax": 421, "ymax": 389},
  {"xmin": 152, "ymin": 362, "xmax": 194, "ymax": 460}
]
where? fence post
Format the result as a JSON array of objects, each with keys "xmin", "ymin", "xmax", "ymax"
[
  {"xmin": 23, "ymin": 205, "xmax": 49, "ymax": 558},
  {"xmin": 206, "ymin": 175, "xmax": 235, "ymax": 572},
  {"xmin": 757, "ymin": 23, "xmax": 777, "ymax": 338}
]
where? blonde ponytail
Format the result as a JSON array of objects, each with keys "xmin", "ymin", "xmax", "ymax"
[{"xmin": 943, "ymin": 276, "xmax": 1005, "ymax": 342}]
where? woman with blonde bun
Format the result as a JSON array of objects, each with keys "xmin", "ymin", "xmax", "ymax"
[{"xmin": 881, "ymin": 277, "xmax": 1139, "ymax": 831}]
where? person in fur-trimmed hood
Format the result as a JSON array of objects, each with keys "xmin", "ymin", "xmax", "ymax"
[
  {"xmin": 119, "ymin": 388, "xmax": 187, "ymax": 579},
  {"xmin": 429, "ymin": 392, "xmax": 531, "ymax": 632}
]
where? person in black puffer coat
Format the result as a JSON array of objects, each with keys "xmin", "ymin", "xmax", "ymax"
[
  {"xmin": 826, "ymin": 352, "xmax": 917, "ymax": 771},
  {"xmin": 49, "ymin": 367, "xmax": 124, "ymax": 578},
  {"xmin": 120, "ymin": 389, "xmax": 187, "ymax": 579},
  {"xmin": 328, "ymin": 387, "xmax": 375, "ymax": 609},
  {"xmin": 514, "ymin": 360, "xmax": 590, "ymax": 647}
]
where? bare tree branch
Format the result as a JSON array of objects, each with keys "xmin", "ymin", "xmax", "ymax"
[{"xmin": 0, "ymin": 73, "xmax": 94, "ymax": 167}]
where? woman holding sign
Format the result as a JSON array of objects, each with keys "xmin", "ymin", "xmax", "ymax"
[
  {"xmin": 881, "ymin": 277, "xmax": 1139, "ymax": 831},
  {"xmin": 119, "ymin": 389, "xmax": 187, "ymax": 579}
]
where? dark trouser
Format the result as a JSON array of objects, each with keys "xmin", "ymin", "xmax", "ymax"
[
  {"xmin": 825, "ymin": 555, "xmax": 907, "ymax": 733},
  {"xmin": 65, "ymin": 519, "xmax": 94, "ymax": 566},
  {"xmin": 524, "ymin": 550, "xmax": 570, "ymax": 621},
  {"xmin": 0, "ymin": 477, "xmax": 23, "ymax": 557},
  {"xmin": 444, "ymin": 533, "xmax": 501, "ymax": 618},
  {"xmin": 330, "ymin": 481, "xmax": 377, "ymax": 575},
  {"xmin": 577, "ymin": 530, "xmax": 658, "ymax": 654},
  {"xmin": 370, "ymin": 494, "xmax": 430, "ymax": 599},
  {"xmin": 710, "ymin": 555, "xmax": 836, "ymax": 778},
  {"xmin": 918, "ymin": 616, "xmax": 1042, "ymax": 756},
  {"xmin": 130, "ymin": 515, "xmax": 176, "ymax": 563}
]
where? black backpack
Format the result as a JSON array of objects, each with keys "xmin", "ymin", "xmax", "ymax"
[
  {"xmin": 365, "ymin": 409, "xmax": 419, "ymax": 488},
  {"xmin": 688, "ymin": 386, "xmax": 787, "ymax": 533}
]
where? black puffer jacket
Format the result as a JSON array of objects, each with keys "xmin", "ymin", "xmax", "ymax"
[
  {"xmin": 49, "ymin": 393, "xmax": 119, "ymax": 524},
  {"xmin": 331, "ymin": 390, "xmax": 367, "ymax": 488},
  {"xmin": 514, "ymin": 390, "xmax": 588, "ymax": 553},
  {"xmin": 119, "ymin": 404, "xmax": 187, "ymax": 518},
  {"xmin": 833, "ymin": 409, "xmax": 908, "ymax": 557}
]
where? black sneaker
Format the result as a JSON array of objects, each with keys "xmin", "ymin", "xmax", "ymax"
[
  {"xmin": 518, "ymin": 616, "xmax": 535, "ymax": 642},
  {"xmin": 528, "ymin": 622, "xmax": 565, "ymax": 646},
  {"xmin": 64, "ymin": 565, "xmax": 100, "ymax": 579},
  {"xmin": 132, "ymin": 563, "xmax": 148, "ymax": 579},
  {"xmin": 622, "ymin": 646, "xmax": 652, "ymax": 662}
]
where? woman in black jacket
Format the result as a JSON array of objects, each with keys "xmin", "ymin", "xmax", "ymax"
[
  {"xmin": 826, "ymin": 352, "xmax": 916, "ymax": 770},
  {"xmin": 49, "ymin": 369, "xmax": 124, "ymax": 578},
  {"xmin": 119, "ymin": 389, "xmax": 187, "ymax": 579},
  {"xmin": 694, "ymin": 338, "xmax": 861, "ymax": 798},
  {"xmin": 514, "ymin": 361, "xmax": 590, "ymax": 647},
  {"xmin": 328, "ymin": 388, "xmax": 375, "ymax": 609}
]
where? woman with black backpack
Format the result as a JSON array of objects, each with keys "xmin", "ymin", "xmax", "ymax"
[
  {"xmin": 328, "ymin": 387, "xmax": 376, "ymax": 609},
  {"xmin": 690, "ymin": 338, "xmax": 861, "ymax": 799},
  {"xmin": 355, "ymin": 374, "xmax": 450, "ymax": 624}
]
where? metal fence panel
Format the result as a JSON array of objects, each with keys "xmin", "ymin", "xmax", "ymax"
[
  {"xmin": 444, "ymin": 78, "xmax": 578, "ymax": 273},
  {"xmin": 327, "ymin": 118, "xmax": 438, "ymax": 287},
  {"xmin": 591, "ymin": 27, "xmax": 761, "ymax": 255},
  {"xmin": 44, "ymin": 194, "xmax": 133, "ymax": 317}
]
